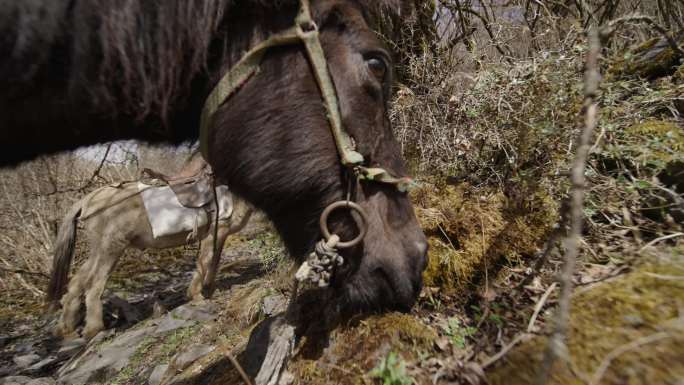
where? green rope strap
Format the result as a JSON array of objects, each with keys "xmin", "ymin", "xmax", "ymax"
[{"xmin": 199, "ymin": 26, "xmax": 301, "ymax": 159}]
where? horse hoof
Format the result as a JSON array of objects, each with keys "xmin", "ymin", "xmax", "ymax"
[
  {"xmin": 190, "ymin": 294, "xmax": 208, "ymax": 303},
  {"xmin": 58, "ymin": 337, "xmax": 87, "ymax": 358},
  {"xmin": 82, "ymin": 326, "xmax": 104, "ymax": 340}
]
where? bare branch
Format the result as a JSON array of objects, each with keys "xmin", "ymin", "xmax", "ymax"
[
  {"xmin": 527, "ymin": 282, "xmax": 558, "ymax": 333},
  {"xmin": 0, "ymin": 266, "xmax": 49, "ymax": 278},
  {"xmin": 80, "ymin": 143, "xmax": 112, "ymax": 190},
  {"xmin": 536, "ymin": 27, "xmax": 601, "ymax": 385},
  {"xmin": 482, "ymin": 333, "xmax": 534, "ymax": 369},
  {"xmin": 589, "ymin": 332, "xmax": 671, "ymax": 385},
  {"xmin": 33, "ymin": 143, "xmax": 113, "ymax": 197},
  {"xmin": 601, "ymin": 13, "xmax": 684, "ymax": 57}
]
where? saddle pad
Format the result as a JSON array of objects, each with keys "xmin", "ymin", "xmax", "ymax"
[
  {"xmin": 138, "ymin": 183, "xmax": 233, "ymax": 239},
  {"xmin": 169, "ymin": 175, "xmax": 214, "ymax": 208}
]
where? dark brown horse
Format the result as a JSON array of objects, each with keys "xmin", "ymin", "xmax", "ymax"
[{"xmin": 2, "ymin": 0, "xmax": 427, "ymax": 313}]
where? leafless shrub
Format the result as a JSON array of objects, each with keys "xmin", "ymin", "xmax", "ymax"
[{"xmin": 391, "ymin": 33, "xmax": 585, "ymax": 189}]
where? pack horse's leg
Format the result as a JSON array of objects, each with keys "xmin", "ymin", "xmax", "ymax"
[{"xmin": 81, "ymin": 238, "xmax": 125, "ymax": 339}]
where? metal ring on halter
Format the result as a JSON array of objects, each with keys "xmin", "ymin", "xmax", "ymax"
[{"xmin": 319, "ymin": 201, "xmax": 368, "ymax": 249}]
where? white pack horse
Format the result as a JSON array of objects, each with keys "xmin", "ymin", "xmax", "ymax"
[{"xmin": 46, "ymin": 162, "xmax": 253, "ymax": 340}]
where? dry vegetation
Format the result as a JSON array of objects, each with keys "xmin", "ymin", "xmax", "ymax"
[{"xmin": 372, "ymin": 0, "xmax": 684, "ymax": 383}]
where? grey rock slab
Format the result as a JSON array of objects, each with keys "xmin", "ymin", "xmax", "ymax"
[
  {"xmin": 147, "ymin": 364, "xmax": 168, "ymax": 385},
  {"xmin": 56, "ymin": 325, "xmax": 156, "ymax": 385},
  {"xmin": 25, "ymin": 356, "xmax": 59, "ymax": 373},
  {"xmin": 0, "ymin": 377, "xmax": 53, "ymax": 385},
  {"xmin": 56, "ymin": 339, "xmax": 86, "ymax": 360},
  {"xmin": 262, "ymin": 294, "xmax": 287, "ymax": 317},
  {"xmin": 251, "ymin": 316, "xmax": 295, "ymax": 385},
  {"xmin": 25, "ymin": 356, "xmax": 64, "ymax": 374},
  {"xmin": 0, "ymin": 377, "xmax": 32, "ymax": 385},
  {"xmin": 13, "ymin": 354, "xmax": 40, "ymax": 369},
  {"xmin": 154, "ymin": 303, "xmax": 216, "ymax": 335},
  {"xmin": 168, "ymin": 345, "xmax": 215, "ymax": 374},
  {"xmin": 26, "ymin": 379, "xmax": 55, "ymax": 385},
  {"xmin": 171, "ymin": 302, "xmax": 216, "ymax": 322},
  {"xmin": 154, "ymin": 315, "xmax": 193, "ymax": 335}
]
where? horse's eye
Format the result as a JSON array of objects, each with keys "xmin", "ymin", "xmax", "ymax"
[{"xmin": 366, "ymin": 57, "xmax": 386, "ymax": 81}]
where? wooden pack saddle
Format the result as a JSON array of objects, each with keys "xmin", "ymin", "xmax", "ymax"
[{"xmin": 140, "ymin": 156, "xmax": 215, "ymax": 209}]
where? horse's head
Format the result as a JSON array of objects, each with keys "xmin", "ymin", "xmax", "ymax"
[{"xmin": 209, "ymin": 0, "xmax": 427, "ymax": 312}]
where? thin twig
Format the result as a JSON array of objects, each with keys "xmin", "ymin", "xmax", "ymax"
[
  {"xmin": 482, "ymin": 333, "xmax": 533, "ymax": 369},
  {"xmin": 0, "ymin": 266, "xmax": 49, "ymax": 278},
  {"xmin": 226, "ymin": 351, "xmax": 253, "ymax": 385},
  {"xmin": 79, "ymin": 143, "xmax": 112, "ymax": 191},
  {"xmin": 643, "ymin": 272, "xmax": 684, "ymax": 281},
  {"xmin": 527, "ymin": 282, "xmax": 557, "ymax": 333},
  {"xmin": 638, "ymin": 232, "xmax": 684, "ymax": 252},
  {"xmin": 601, "ymin": 13, "xmax": 684, "ymax": 57},
  {"xmin": 517, "ymin": 225, "xmax": 563, "ymax": 290},
  {"xmin": 34, "ymin": 143, "xmax": 113, "ymax": 197},
  {"xmin": 537, "ymin": 28, "xmax": 601, "ymax": 385},
  {"xmin": 589, "ymin": 332, "xmax": 670, "ymax": 385},
  {"xmin": 621, "ymin": 207, "xmax": 643, "ymax": 245}
]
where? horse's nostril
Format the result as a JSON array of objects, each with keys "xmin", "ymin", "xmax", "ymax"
[{"xmin": 374, "ymin": 266, "xmax": 416, "ymax": 310}]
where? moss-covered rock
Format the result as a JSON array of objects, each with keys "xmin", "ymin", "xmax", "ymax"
[
  {"xmin": 412, "ymin": 182, "xmax": 557, "ymax": 293},
  {"xmin": 600, "ymin": 119, "xmax": 684, "ymax": 224},
  {"xmin": 289, "ymin": 312, "xmax": 437, "ymax": 385},
  {"xmin": 487, "ymin": 249, "xmax": 684, "ymax": 385},
  {"xmin": 624, "ymin": 120, "xmax": 684, "ymax": 168},
  {"xmin": 608, "ymin": 35, "xmax": 684, "ymax": 79},
  {"xmin": 674, "ymin": 63, "xmax": 684, "ymax": 83}
]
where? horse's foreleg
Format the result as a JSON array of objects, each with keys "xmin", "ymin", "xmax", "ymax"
[
  {"xmin": 82, "ymin": 244, "xmax": 120, "ymax": 339},
  {"xmin": 200, "ymin": 224, "xmax": 233, "ymax": 299},
  {"xmin": 201, "ymin": 206, "xmax": 254, "ymax": 298},
  {"xmin": 189, "ymin": 204, "xmax": 253, "ymax": 300},
  {"xmin": 187, "ymin": 234, "xmax": 214, "ymax": 301}
]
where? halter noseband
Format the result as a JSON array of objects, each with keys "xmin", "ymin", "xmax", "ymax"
[{"xmin": 198, "ymin": 0, "xmax": 413, "ymax": 193}]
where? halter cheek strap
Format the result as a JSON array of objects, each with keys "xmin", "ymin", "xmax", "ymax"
[{"xmin": 199, "ymin": 0, "xmax": 414, "ymax": 192}]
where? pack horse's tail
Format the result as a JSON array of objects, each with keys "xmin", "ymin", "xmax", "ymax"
[{"xmin": 45, "ymin": 199, "xmax": 84, "ymax": 310}]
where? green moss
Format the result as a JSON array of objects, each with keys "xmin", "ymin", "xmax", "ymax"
[
  {"xmin": 627, "ymin": 120, "xmax": 684, "ymax": 161},
  {"xmin": 607, "ymin": 120, "xmax": 684, "ymax": 174},
  {"xmin": 413, "ymin": 182, "xmax": 556, "ymax": 294},
  {"xmin": 674, "ymin": 63, "xmax": 684, "ymax": 83},
  {"xmin": 488, "ymin": 250, "xmax": 684, "ymax": 385},
  {"xmin": 247, "ymin": 229, "xmax": 287, "ymax": 271},
  {"xmin": 608, "ymin": 36, "xmax": 684, "ymax": 79},
  {"xmin": 290, "ymin": 313, "xmax": 437, "ymax": 385},
  {"xmin": 158, "ymin": 325, "xmax": 199, "ymax": 361}
]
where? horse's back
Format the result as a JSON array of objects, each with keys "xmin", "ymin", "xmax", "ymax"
[{"xmin": 80, "ymin": 182, "xmax": 142, "ymax": 220}]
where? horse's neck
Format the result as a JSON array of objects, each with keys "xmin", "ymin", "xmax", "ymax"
[{"xmin": 211, "ymin": 4, "xmax": 299, "ymax": 79}]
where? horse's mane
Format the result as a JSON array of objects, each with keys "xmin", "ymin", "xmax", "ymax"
[{"xmin": 0, "ymin": 0, "xmax": 403, "ymax": 124}]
